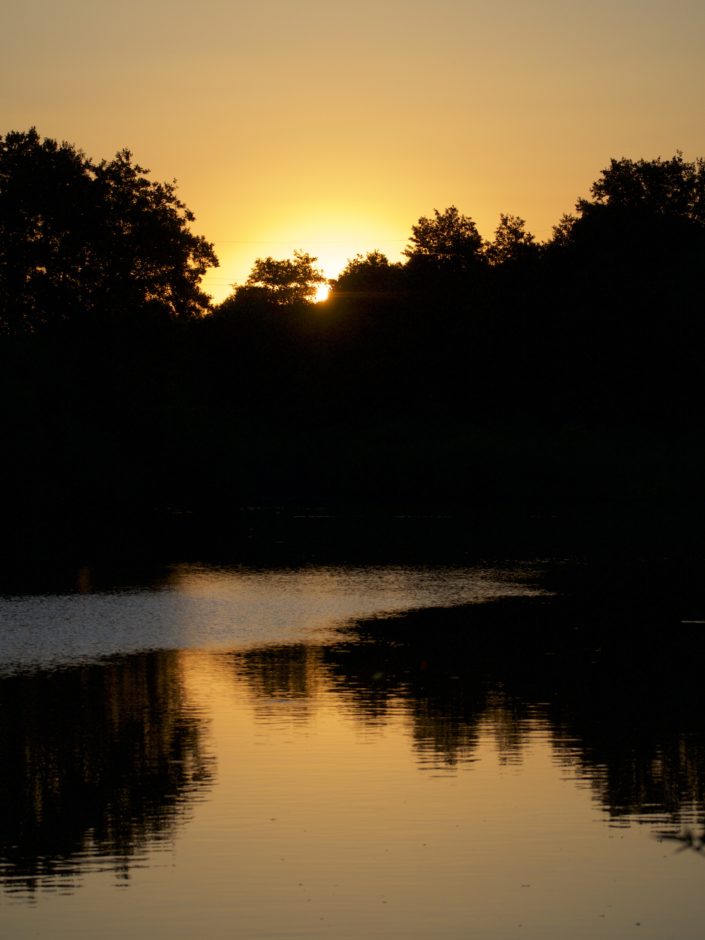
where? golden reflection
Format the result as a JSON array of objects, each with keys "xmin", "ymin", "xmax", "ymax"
[
  {"xmin": 4, "ymin": 625, "xmax": 705, "ymax": 937},
  {"xmin": 169, "ymin": 645, "xmax": 625, "ymax": 940},
  {"xmin": 178, "ymin": 599, "xmax": 705, "ymax": 827}
]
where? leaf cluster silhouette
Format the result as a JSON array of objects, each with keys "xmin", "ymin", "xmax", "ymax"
[{"xmin": 1, "ymin": 131, "xmax": 704, "ymax": 559}]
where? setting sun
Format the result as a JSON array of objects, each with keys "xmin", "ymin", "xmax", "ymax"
[{"xmin": 314, "ymin": 283, "xmax": 330, "ymax": 304}]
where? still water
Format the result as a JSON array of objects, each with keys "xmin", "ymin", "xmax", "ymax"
[{"xmin": 1, "ymin": 562, "xmax": 704, "ymax": 938}]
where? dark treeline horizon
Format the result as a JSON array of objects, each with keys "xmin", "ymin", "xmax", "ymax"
[{"xmin": 2, "ymin": 130, "xmax": 705, "ymax": 562}]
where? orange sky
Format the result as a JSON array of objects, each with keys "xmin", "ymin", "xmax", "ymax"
[{"xmin": 3, "ymin": 0, "xmax": 705, "ymax": 302}]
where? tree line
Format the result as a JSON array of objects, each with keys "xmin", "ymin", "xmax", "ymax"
[{"xmin": 2, "ymin": 128, "xmax": 704, "ymax": 559}]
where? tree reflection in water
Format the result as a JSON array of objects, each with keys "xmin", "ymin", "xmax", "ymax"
[
  {"xmin": 229, "ymin": 592, "xmax": 705, "ymax": 828},
  {"xmin": 0, "ymin": 651, "xmax": 214, "ymax": 896},
  {"xmin": 4, "ymin": 575, "xmax": 705, "ymax": 902}
]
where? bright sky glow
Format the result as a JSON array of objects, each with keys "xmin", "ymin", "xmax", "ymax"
[
  {"xmin": 314, "ymin": 283, "xmax": 331, "ymax": 304},
  {"xmin": 3, "ymin": 0, "xmax": 705, "ymax": 302}
]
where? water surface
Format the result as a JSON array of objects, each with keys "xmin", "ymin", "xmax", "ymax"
[
  {"xmin": 1, "ymin": 562, "xmax": 704, "ymax": 938},
  {"xmin": 0, "ymin": 563, "xmax": 542, "ymax": 674}
]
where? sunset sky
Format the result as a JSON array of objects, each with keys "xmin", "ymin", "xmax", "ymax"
[{"xmin": 3, "ymin": 0, "xmax": 705, "ymax": 302}]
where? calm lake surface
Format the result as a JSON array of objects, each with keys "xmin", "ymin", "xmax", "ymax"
[{"xmin": 1, "ymin": 561, "xmax": 704, "ymax": 938}]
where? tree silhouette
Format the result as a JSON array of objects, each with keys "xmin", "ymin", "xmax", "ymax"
[
  {"xmin": 578, "ymin": 153, "xmax": 705, "ymax": 223},
  {"xmin": 2, "ymin": 135, "xmax": 705, "ymax": 547},
  {"xmin": 546, "ymin": 212, "xmax": 578, "ymax": 250},
  {"xmin": 403, "ymin": 206, "xmax": 484, "ymax": 273},
  {"xmin": 229, "ymin": 249, "xmax": 326, "ymax": 307},
  {"xmin": 485, "ymin": 213, "xmax": 538, "ymax": 266},
  {"xmin": 331, "ymin": 250, "xmax": 404, "ymax": 295},
  {"xmin": 0, "ymin": 129, "xmax": 217, "ymax": 333}
]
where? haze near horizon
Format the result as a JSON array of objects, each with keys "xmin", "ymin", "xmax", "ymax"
[{"xmin": 3, "ymin": 0, "xmax": 704, "ymax": 302}]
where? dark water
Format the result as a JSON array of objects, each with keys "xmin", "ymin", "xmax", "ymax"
[{"xmin": 1, "ymin": 561, "xmax": 704, "ymax": 938}]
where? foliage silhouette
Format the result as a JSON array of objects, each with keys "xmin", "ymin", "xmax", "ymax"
[
  {"xmin": 484, "ymin": 213, "xmax": 539, "ymax": 266},
  {"xmin": 1, "ymin": 138, "xmax": 704, "ymax": 558},
  {"xmin": 579, "ymin": 153, "xmax": 705, "ymax": 222},
  {"xmin": 0, "ymin": 128, "xmax": 217, "ymax": 333},
  {"xmin": 403, "ymin": 205, "xmax": 484, "ymax": 272},
  {"xmin": 220, "ymin": 249, "xmax": 326, "ymax": 309},
  {"xmin": 330, "ymin": 250, "xmax": 405, "ymax": 296}
]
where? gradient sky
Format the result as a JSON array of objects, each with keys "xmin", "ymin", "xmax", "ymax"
[{"xmin": 3, "ymin": 0, "xmax": 705, "ymax": 302}]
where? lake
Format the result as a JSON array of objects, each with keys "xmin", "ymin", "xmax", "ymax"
[{"xmin": 1, "ymin": 560, "xmax": 704, "ymax": 938}]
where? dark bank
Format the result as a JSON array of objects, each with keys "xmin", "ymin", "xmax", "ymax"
[{"xmin": 1, "ymin": 133, "xmax": 704, "ymax": 570}]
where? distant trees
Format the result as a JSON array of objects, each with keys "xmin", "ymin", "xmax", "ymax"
[
  {"xmin": 331, "ymin": 251, "xmax": 404, "ymax": 296},
  {"xmin": 485, "ymin": 214, "xmax": 539, "ymax": 266},
  {"xmin": 402, "ymin": 207, "xmax": 541, "ymax": 280},
  {"xmin": 545, "ymin": 154, "xmax": 705, "ymax": 257},
  {"xmin": 0, "ymin": 128, "xmax": 217, "ymax": 334},
  {"xmin": 578, "ymin": 153, "xmax": 705, "ymax": 223},
  {"xmin": 2, "ymin": 136, "xmax": 705, "ymax": 541},
  {"xmin": 403, "ymin": 206, "xmax": 484, "ymax": 273},
  {"xmin": 222, "ymin": 250, "xmax": 326, "ymax": 309},
  {"xmin": 4, "ymin": 131, "xmax": 701, "ymax": 343}
]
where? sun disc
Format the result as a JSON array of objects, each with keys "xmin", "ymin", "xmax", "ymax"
[{"xmin": 314, "ymin": 283, "xmax": 330, "ymax": 303}]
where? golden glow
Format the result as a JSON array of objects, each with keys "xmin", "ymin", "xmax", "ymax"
[
  {"xmin": 4, "ymin": 1, "xmax": 705, "ymax": 309},
  {"xmin": 314, "ymin": 283, "xmax": 330, "ymax": 304},
  {"xmin": 199, "ymin": 208, "xmax": 409, "ymax": 303},
  {"xmin": 166, "ymin": 646, "xmax": 705, "ymax": 940}
]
